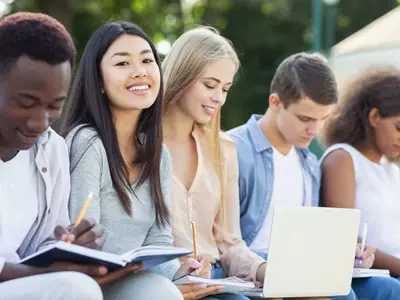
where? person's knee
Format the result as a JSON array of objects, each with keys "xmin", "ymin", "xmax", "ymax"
[
  {"xmin": 331, "ymin": 288, "xmax": 358, "ymax": 300},
  {"xmin": 352, "ymin": 277, "xmax": 400, "ymax": 299},
  {"xmin": 135, "ymin": 272, "xmax": 183, "ymax": 300},
  {"xmin": 379, "ymin": 277, "xmax": 400, "ymax": 298},
  {"xmin": 55, "ymin": 272, "xmax": 103, "ymax": 300}
]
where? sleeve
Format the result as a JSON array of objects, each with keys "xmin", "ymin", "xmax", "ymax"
[
  {"xmin": 216, "ymin": 140, "xmax": 265, "ymax": 282},
  {"xmin": 143, "ymin": 144, "xmax": 180, "ymax": 279},
  {"xmin": 67, "ymin": 130, "xmax": 103, "ymax": 224},
  {"xmin": 0, "ymin": 257, "xmax": 5, "ymax": 274},
  {"xmin": 236, "ymin": 142, "xmax": 254, "ymax": 212},
  {"xmin": 39, "ymin": 139, "xmax": 71, "ymax": 249}
]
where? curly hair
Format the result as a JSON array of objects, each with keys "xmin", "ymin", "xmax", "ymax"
[
  {"xmin": 0, "ymin": 12, "xmax": 76, "ymax": 76},
  {"xmin": 321, "ymin": 68, "xmax": 400, "ymax": 148}
]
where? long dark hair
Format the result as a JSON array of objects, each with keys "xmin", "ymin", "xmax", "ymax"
[
  {"xmin": 61, "ymin": 21, "xmax": 169, "ymax": 226},
  {"xmin": 321, "ymin": 68, "xmax": 400, "ymax": 149}
]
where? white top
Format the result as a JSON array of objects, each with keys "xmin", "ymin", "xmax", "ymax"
[
  {"xmin": 251, "ymin": 147, "xmax": 304, "ymax": 253},
  {"xmin": 0, "ymin": 149, "xmax": 38, "ymax": 263},
  {"xmin": 0, "ymin": 129, "xmax": 71, "ymax": 275},
  {"xmin": 321, "ymin": 144, "xmax": 400, "ymax": 258}
]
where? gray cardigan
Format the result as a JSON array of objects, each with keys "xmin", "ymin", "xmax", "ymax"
[{"xmin": 66, "ymin": 126, "xmax": 180, "ymax": 279}]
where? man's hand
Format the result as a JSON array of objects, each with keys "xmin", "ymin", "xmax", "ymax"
[
  {"xmin": 177, "ymin": 284, "xmax": 223, "ymax": 300},
  {"xmin": 46, "ymin": 261, "xmax": 108, "ymax": 277},
  {"xmin": 94, "ymin": 263, "xmax": 143, "ymax": 286},
  {"xmin": 54, "ymin": 218, "xmax": 105, "ymax": 249}
]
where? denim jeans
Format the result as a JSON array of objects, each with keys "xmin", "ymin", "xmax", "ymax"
[{"xmin": 351, "ymin": 276, "xmax": 400, "ymax": 300}]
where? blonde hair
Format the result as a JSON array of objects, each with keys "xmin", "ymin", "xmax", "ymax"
[{"xmin": 162, "ymin": 26, "xmax": 239, "ymax": 226}]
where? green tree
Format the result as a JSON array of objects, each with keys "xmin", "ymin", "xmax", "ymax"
[{"xmin": 7, "ymin": 0, "xmax": 400, "ymax": 132}]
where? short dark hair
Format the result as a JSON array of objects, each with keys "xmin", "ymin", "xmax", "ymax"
[
  {"xmin": 270, "ymin": 52, "xmax": 338, "ymax": 108},
  {"xmin": 0, "ymin": 12, "xmax": 76, "ymax": 76},
  {"xmin": 61, "ymin": 21, "xmax": 169, "ymax": 227},
  {"xmin": 322, "ymin": 68, "xmax": 400, "ymax": 148}
]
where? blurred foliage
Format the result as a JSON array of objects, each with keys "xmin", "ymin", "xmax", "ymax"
[{"xmin": 7, "ymin": 0, "xmax": 400, "ymax": 130}]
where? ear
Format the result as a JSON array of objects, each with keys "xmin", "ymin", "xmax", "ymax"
[
  {"xmin": 369, "ymin": 108, "xmax": 380, "ymax": 128},
  {"xmin": 269, "ymin": 93, "xmax": 282, "ymax": 111}
]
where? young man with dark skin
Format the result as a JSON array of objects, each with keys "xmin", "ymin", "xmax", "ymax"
[{"xmin": 0, "ymin": 12, "xmax": 140, "ymax": 299}]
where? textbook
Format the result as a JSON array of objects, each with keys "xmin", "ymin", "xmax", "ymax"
[
  {"xmin": 173, "ymin": 275, "xmax": 255, "ymax": 293},
  {"xmin": 352, "ymin": 268, "xmax": 390, "ymax": 278},
  {"xmin": 20, "ymin": 241, "xmax": 192, "ymax": 271}
]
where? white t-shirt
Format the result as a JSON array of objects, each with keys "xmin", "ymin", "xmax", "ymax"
[
  {"xmin": 0, "ymin": 149, "xmax": 38, "ymax": 263},
  {"xmin": 322, "ymin": 144, "xmax": 400, "ymax": 258},
  {"xmin": 250, "ymin": 147, "xmax": 305, "ymax": 253}
]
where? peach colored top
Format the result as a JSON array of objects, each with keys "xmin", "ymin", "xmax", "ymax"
[{"xmin": 170, "ymin": 125, "xmax": 265, "ymax": 281}]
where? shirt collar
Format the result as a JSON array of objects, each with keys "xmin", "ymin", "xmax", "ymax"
[
  {"xmin": 247, "ymin": 114, "xmax": 315, "ymax": 160},
  {"xmin": 36, "ymin": 127, "xmax": 52, "ymax": 146},
  {"xmin": 247, "ymin": 114, "xmax": 273, "ymax": 153}
]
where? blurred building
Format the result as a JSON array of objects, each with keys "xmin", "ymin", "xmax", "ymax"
[{"xmin": 330, "ymin": 6, "xmax": 400, "ymax": 87}]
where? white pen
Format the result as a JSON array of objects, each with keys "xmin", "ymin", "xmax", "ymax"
[{"xmin": 359, "ymin": 223, "xmax": 368, "ymax": 265}]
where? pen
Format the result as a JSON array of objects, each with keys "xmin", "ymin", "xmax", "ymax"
[
  {"xmin": 67, "ymin": 192, "xmax": 93, "ymax": 244},
  {"xmin": 359, "ymin": 223, "xmax": 368, "ymax": 265}
]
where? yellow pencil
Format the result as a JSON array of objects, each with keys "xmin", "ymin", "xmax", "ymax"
[
  {"xmin": 74, "ymin": 192, "xmax": 93, "ymax": 227},
  {"xmin": 191, "ymin": 221, "xmax": 198, "ymax": 260},
  {"xmin": 67, "ymin": 192, "xmax": 93, "ymax": 244}
]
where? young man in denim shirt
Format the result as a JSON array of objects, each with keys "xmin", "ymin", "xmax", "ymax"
[{"xmin": 228, "ymin": 52, "xmax": 400, "ymax": 300}]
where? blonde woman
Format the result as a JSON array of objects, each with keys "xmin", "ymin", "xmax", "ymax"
[{"xmin": 162, "ymin": 27, "xmax": 267, "ymax": 300}]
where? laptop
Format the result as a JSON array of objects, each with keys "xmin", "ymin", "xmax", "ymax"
[{"xmin": 240, "ymin": 206, "xmax": 360, "ymax": 298}]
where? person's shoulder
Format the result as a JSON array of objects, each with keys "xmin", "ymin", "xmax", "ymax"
[
  {"xmin": 320, "ymin": 147, "xmax": 354, "ymax": 172},
  {"xmin": 160, "ymin": 143, "xmax": 172, "ymax": 173},
  {"xmin": 65, "ymin": 125, "xmax": 104, "ymax": 152},
  {"xmin": 65, "ymin": 125, "xmax": 99, "ymax": 144},
  {"xmin": 35, "ymin": 128, "xmax": 69, "ymax": 177},
  {"xmin": 40, "ymin": 127, "xmax": 68, "ymax": 158},
  {"xmin": 220, "ymin": 131, "xmax": 237, "ymax": 159},
  {"xmin": 225, "ymin": 124, "xmax": 258, "ymax": 171},
  {"xmin": 298, "ymin": 147, "xmax": 319, "ymax": 163},
  {"xmin": 65, "ymin": 125, "xmax": 107, "ymax": 170},
  {"xmin": 226, "ymin": 123, "xmax": 249, "ymax": 142}
]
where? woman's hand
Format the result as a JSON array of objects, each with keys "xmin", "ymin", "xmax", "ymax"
[
  {"xmin": 177, "ymin": 283, "xmax": 223, "ymax": 300},
  {"xmin": 355, "ymin": 243, "xmax": 376, "ymax": 269}
]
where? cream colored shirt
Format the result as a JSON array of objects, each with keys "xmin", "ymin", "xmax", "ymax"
[{"xmin": 170, "ymin": 126, "xmax": 265, "ymax": 281}]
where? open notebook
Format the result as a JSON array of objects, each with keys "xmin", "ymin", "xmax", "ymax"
[
  {"xmin": 21, "ymin": 241, "xmax": 192, "ymax": 271},
  {"xmin": 352, "ymin": 268, "xmax": 390, "ymax": 278},
  {"xmin": 173, "ymin": 275, "xmax": 255, "ymax": 294}
]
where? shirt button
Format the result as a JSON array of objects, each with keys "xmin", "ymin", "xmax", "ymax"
[{"xmin": 42, "ymin": 167, "xmax": 47, "ymax": 173}]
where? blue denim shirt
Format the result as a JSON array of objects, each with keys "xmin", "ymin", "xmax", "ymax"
[{"xmin": 227, "ymin": 114, "xmax": 321, "ymax": 247}]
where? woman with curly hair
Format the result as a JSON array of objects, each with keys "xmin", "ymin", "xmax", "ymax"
[{"xmin": 320, "ymin": 68, "xmax": 400, "ymax": 298}]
